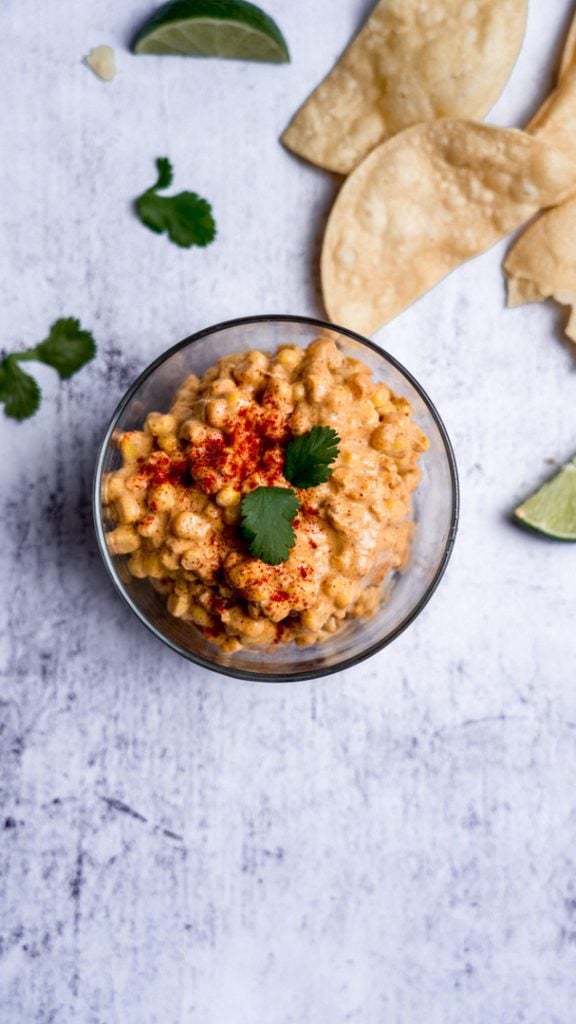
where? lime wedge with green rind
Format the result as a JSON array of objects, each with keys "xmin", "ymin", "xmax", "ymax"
[
  {"xmin": 514, "ymin": 458, "xmax": 576, "ymax": 540},
  {"xmin": 132, "ymin": 0, "xmax": 290, "ymax": 63}
]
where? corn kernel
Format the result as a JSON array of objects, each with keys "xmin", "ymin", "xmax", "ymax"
[
  {"xmin": 206, "ymin": 398, "xmax": 229, "ymax": 428},
  {"xmin": 226, "ymin": 390, "xmax": 251, "ymax": 413},
  {"xmin": 119, "ymin": 431, "xmax": 152, "ymax": 462},
  {"xmin": 392, "ymin": 434, "xmax": 411, "ymax": 458},
  {"xmin": 150, "ymin": 482, "xmax": 176, "ymax": 512},
  {"xmin": 102, "ymin": 471, "xmax": 128, "ymax": 502},
  {"xmin": 189, "ymin": 604, "xmax": 210, "ymax": 627},
  {"xmin": 305, "ymin": 374, "xmax": 329, "ymax": 402},
  {"xmin": 106, "ymin": 525, "xmax": 141, "ymax": 555},
  {"xmin": 179, "ymin": 419, "xmax": 210, "ymax": 443},
  {"xmin": 137, "ymin": 513, "xmax": 164, "ymax": 540},
  {"xmin": 128, "ymin": 549, "xmax": 164, "ymax": 578},
  {"xmin": 347, "ymin": 372, "xmax": 372, "ymax": 399},
  {"xmin": 157, "ymin": 433, "xmax": 180, "ymax": 455},
  {"xmin": 340, "ymin": 448, "xmax": 362, "ymax": 467},
  {"xmin": 185, "ymin": 490, "xmax": 209, "ymax": 513},
  {"xmin": 301, "ymin": 607, "xmax": 329, "ymax": 631},
  {"xmin": 116, "ymin": 492, "xmax": 144, "ymax": 524},
  {"xmin": 210, "ymin": 378, "xmax": 236, "ymax": 397},
  {"xmin": 359, "ymin": 401, "xmax": 380, "ymax": 428},
  {"xmin": 277, "ymin": 347, "xmax": 303, "ymax": 369},
  {"xmin": 414, "ymin": 429, "xmax": 429, "ymax": 452},
  {"xmin": 167, "ymin": 593, "xmax": 190, "ymax": 618},
  {"xmin": 172, "ymin": 511, "xmax": 211, "ymax": 541},
  {"xmin": 247, "ymin": 350, "xmax": 269, "ymax": 368},
  {"xmin": 384, "ymin": 496, "xmax": 408, "ymax": 518},
  {"xmin": 322, "ymin": 573, "xmax": 353, "ymax": 609},
  {"xmin": 128, "ymin": 551, "xmax": 148, "ymax": 578},
  {"xmin": 370, "ymin": 425, "xmax": 394, "ymax": 454},
  {"xmin": 221, "ymin": 637, "xmax": 243, "ymax": 653},
  {"xmin": 146, "ymin": 412, "xmax": 177, "ymax": 436},
  {"xmin": 371, "ymin": 383, "xmax": 392, "ymax": 409},
  {"xmin": 160, "ymin": 549, "xmax": 180, "ymax": 571},
  {"xmin": 290, "ymin": 402, "xmax": 312, "ymax": 435},
  {"xmin": 267, "ymin": 379, "xmax": 293, "ymax": 406},
  {"xmin": 394, "ymin": 396, "xmax": 412, "ymax": 417},
  {"xmin": 216, "ymin": 485, "xmax": 241, "ymax": 508}
]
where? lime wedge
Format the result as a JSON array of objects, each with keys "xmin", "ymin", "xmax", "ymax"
[
  {"xmin": 514, "ymin": 458, "xmax": 576, "ymax": 540},
  {"xmin": 132, "ymin": 0, "xmax": 290, "ymax": 63}
]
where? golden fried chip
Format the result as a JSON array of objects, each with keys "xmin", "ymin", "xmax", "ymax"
[
  {"xmin": 527, "ymin": 61, "xmax": 576, "ymax": 161},
  {"xmin": 282, "ymin": 0, "xmax": 527, "ymax": 175},
  {"xmin": 504, "ymin": 196, "xmax": 576, "ymax": 341},
  {"xmin": 503, "ymin": 15, "xmax": 576, "ymax": 338},
  {"xmin": 321, "ymin": 121, "xmax": 576, "ymax": 335},
  {"xmin": 560, "ymin": 13, "xmax": 576, "ymax": 80}
]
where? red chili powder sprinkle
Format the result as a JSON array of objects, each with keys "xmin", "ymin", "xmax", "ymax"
[
  {"xmin": 186, "ymin": 401, "xmax": 292, "ymax": 493},
  {"xmin": 139, "ymin": 453, "xmax": 189, "ymax": 488},
  {"xmin": 271, "ymin": 590, "xmax": 290, "ymax": 603}
]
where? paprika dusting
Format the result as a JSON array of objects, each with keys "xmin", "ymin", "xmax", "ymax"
[{"xmin": 105, "ymin": 336, "xmax": 428, "ymax": 654}]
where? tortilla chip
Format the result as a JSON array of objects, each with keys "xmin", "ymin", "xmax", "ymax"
[
  {"xmin": 504, "ymin": 195, "xmax": 576, "ymax": 342},
  {"xmin": 282, "ymin": 0, "xmax": 527, "ymax": 175},
  {"xmin": 560, "ymin": 13, "xmax": 576, "ymax": 80},
  {"xmin": 504, "ymin": 15, "xmax": 576, "ymax": 338},
  {"xmin": 527, "ymin": 62, "xmax": 576, "ymax": 162},
  {"xmin": 321, "ymin": 121, "xmax": 576, "ymax": 335}
]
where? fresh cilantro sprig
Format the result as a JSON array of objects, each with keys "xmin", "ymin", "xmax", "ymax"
[
  {"xmin": 0, "ymin": 318, "xmax": 96, "ymax": 421},
  {"xmin": 238, "ymin": 428, "xmax": 341, "ymax": 565},
  {"xmin": 285, "ymin": 426, "xmax": 340, "ymax": 488},
  {"xmin": 240, "ymin": 486, "xmax": 301, "ymax": 566},
  {"xmin": 136, "ymin": 157, "xmax": 217, "ymax": 249}
]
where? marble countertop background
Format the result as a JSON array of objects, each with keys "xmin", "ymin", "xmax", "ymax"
[{"xmin": 1, "ymin": 1, "xmax": 576, "ymax": 1021}]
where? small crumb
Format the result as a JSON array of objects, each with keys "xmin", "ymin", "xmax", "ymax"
[
  {"xmin": 85, "ymin": 45, "xmax": 116, "ymax": 82},
  {"xmin": 544, "ymin": 458, "xmax": 558, "ymax": 465}
]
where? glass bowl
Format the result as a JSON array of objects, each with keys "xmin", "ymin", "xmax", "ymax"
[{"xmin": 93, "ymin": 315, "xmax": 459, "ymax": 681}]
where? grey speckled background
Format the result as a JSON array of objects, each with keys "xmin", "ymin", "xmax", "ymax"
[{"xmin": 2, "ymin": 1, "xmax": 576, "ymax": 1021}]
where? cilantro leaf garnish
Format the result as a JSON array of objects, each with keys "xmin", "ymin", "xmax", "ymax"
[
  {"xmin": 0, "ymin": 318, "xmax": 96, "ymax": 421},
  {"xmin": 0, "ymin": 359, "xmax": 41, "ymax": 420},
  {"xmin": 33, "ymin": 318, "xmax": 97, "ymax": 379},
  {"xmin": 136, "ymin": 157, "xmax": 217, "ymax": 249},
  {"xmin": 285, "ymin": 426, "xmax": 341, "ymax": 489},
  {"xmin": 240, "ymin": 486, "xmax": 301, "ymax": 566}
]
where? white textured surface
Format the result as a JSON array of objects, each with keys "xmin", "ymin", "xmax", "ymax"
[{"xmin": 2, "ymin": 1, "xmax": 576, "ymax": 1021}]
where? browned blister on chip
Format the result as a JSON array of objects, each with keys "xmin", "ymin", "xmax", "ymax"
[
  {"xmin": 282, "ymin": 0, "xmax": 527, "ymax": 175},
  {"xmin": 321, "ymin": 121, "xmax": 576, "ymax": 336}
]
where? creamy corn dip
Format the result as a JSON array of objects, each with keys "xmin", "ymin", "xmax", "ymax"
[{"xmin": 104, "ymin": 337, "xmax": 428, "ymax": 652}]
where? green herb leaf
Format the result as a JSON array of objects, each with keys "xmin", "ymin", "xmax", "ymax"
[
  {"xmin": 240, "ymin": 486, "xmax": 300, "ymax": 565},
  {"xmin": 0, "ymin": 317, "xmax": 96, "ymax": 421},
  {"xmin": 33, "ymin": 318, "xmax": 97, "ymax": 379},
  {"xmin": 136, "ymin": 157, "xmax": 217, "ymax": 248},
  {"xmin": 0, "ymin": 357, "xmax": 41, "ymax": 420},
  {"xmin": 285, "ymin": 426, "xmax": 341, "ymax": 489},
  {"xmin": 154, "ymin": 156, "xmax": 173, "ymax": 190}
]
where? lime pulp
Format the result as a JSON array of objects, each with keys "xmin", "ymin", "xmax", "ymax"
[{"xmin": 514, "ymin": 458, "xmax": 576, "ymax": 540}]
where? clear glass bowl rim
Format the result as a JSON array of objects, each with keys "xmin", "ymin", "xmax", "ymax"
[{"xmin": 93, "ymin": 314, "xmax": 460, "ymax": 682}]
